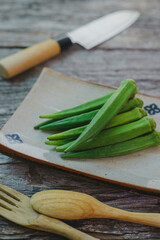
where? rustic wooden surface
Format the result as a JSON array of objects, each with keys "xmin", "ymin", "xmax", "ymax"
[{"xmin": 0, "ymin": 0, "xmax": 160, "ymax": 239}]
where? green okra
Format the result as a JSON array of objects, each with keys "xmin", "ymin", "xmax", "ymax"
[
  {"xmin": 45, "ymin": 138, "xmax": 74, "ymax": 146},
  {"xmin": 40, "ymin": 92, "xmax": 114, "ymax": 119},
  {"xmin": 48, "ymin": 125, "xmax": 87, "ymax": 140},
  {"xmin": 40, "ymin": 109, "xmax": 97, "ymax": 130},
  {"xmin": 65, "ymin": 79, "xmax": 137, "ymax": 152},
  {"xmin": 40, "ymin": 98, "xmax": 142, "ymax": 131},
  {"xmin": 34, "ymin": 118, "xmax": 56, "ymax": 129},
  {"xmin": 48, "ymin": 107, "xmax": 147, "ymax": 140},
  {"xmin": 61, "ymin": 131, "xmax": 160, "ymax": 159},
  {"xmin": 119, "ymin": 97, "xmax": 143, "ymax": 113},
  {"xmin": 39, "ymin": 89, "xmax": 142, "ymax": 121},
  {"xmin": 56, "ymin": 117, "xmax": 156, "ymax": 152}
]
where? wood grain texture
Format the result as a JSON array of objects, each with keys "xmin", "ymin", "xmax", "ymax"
[
  {"xmin": 0, "ymin": 0, "xmax": 160, "ymax": 239},
  {"xmin": 0, "ymin": 0, "xmax": 160, "ymax": 49}
]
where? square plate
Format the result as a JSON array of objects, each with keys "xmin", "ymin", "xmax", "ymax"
[{"xmin": 1, "ymin": 68, "xmax": 160, "ymax": 192}]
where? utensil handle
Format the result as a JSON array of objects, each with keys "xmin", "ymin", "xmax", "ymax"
[
  {"xmin": 0, "ymin": 39, "xmax": 61, "ymax": 79},
  {"xmin": 117, "ymin": 210, "xmax": 160, "ymax": 228},
  {"xmin": 34, "ymin": 215, "xmax": 98, "ymax": 240},
  {"xmin": 98, "ymin": 205, "xmax": 160, "ymax": 228}
]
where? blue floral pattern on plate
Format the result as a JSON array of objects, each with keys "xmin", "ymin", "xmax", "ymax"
[
  {"xmin": 5, "ymin": 134, "xmax": 23, "ymax": 144},
  {"xmin": 144, "ymin": 103, "xmax": 160, "ymax": 115}
]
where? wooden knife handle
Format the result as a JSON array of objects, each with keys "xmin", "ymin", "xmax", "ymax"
[{"xmin": 0, "ymin": 39, "xmax": 61, "ymax": 79}]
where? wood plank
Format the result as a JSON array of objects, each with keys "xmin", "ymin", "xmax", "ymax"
[
  {"xmin": 0, "ymin": 0, "xmax": 160, "ymax": 239},
  {"xmin": 0, "ymin": 0, "xmax": 159, "ymax": 49},
  {"xmin": 0, "ymin": 48, "xmax": 160, "ymax": 120},
  {"xmin": 0, "ymin": 158, "xmax": 160, "ymax": 239},
  {"xmin": 0, "ymin": 27, "xmax": 159, "ymax": 50}
]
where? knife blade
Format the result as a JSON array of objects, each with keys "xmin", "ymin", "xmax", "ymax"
[
  {"xmin": 0, "ymin": 10, "xmax": 139, "ymax": 79},
  {"xmin": 67, "ymin": 10, "xmax": 139, "ymax": 50}
]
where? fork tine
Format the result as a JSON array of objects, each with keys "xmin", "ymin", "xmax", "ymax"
[
  {"xmin": 0, "ymin": 199, "xmax": 14, "ymax": 211},
  {"xmin": 0, "ymin": 205, "xmax": 12, "ymax": 218},
  {"xmin": 0, "ymin": 191, "xmax": 18, "ymax": 206},
  {"xmin": 0, "ymin": 184, "xmax": 28, "ymax": 201},
  {"xmin": 0, "ymin": 205, "xmax": 17, "ymax": 224}
]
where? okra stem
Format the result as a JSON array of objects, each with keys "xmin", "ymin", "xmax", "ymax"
[
  {"xmin": 56, "ymin": 117, "xmax": 156, "ymax": 152},
  {"xmin": 62, "ymin": 131, "xmax": 160, "ymax": 159},
  {"xmin": 65, "ymin": 79, "xmax": 137, "ymax": 152},
  {"xmin": 48, "ymin": 108, "xmax": 147, "ymax": 140}
]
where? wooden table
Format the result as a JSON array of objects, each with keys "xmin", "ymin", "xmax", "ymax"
[{"xmin": 0, "ymin": 0, "xmax": 160, "ymax": 239}]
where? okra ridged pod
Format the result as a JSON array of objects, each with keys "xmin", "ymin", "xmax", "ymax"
[
  {"xmin": 56, "ymin": 117, "xmax": 156, "ymax": 152},
  {"xmin": 48, "ymin": 125, "xmax": 86, "ymax": 140},
  {"xmin": 40, "ymin": 97, "xmax": 142, "ymax": 131},
  {"xmin": 40, "ymin": 92, "xmax": 113, "ymax": 119},
  {"xmin": 48, "ymin": 108, "xmax": 147, "ymax": 140},
  {"xmin": 45, "ymin": 138, "xmax": 74, "ymax": 146},
  {"xmin": 119, "ymin": 97, "xmax": 143, "ymax": 113},
  {"xmin": 36, "ymin": 97, "xmax": 143, "ymax": 130},
  {"xmin": 62, "ymin": 131, "xmax": 160, "ymax": 159},
  {"xmin": 40, "ymin": 109, "xmax": 97, "ymax": 130},
  {"xmin": 65, "ymin": 79, "xmax": 137, "ymax": 152},
  {"xmin": 34, "ymin": 118, "xmax": 57, "ymax": 129}
]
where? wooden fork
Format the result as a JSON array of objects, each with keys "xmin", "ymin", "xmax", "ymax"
[{"xmin": 0, "ymin": 184, "xmax": 98, "ymax": 240}]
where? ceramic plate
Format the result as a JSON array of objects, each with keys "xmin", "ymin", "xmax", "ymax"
[{"xmin": 1, "ymin": 68, "xmax": 160, "ymax": 192}]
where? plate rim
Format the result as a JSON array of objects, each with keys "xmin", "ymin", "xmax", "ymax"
[{"xmin": 1, "ymin": 67, "xmax": 160, "ymax": 193}]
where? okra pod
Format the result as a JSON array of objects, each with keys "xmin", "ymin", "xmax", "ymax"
[
  {"xmin": 40, "ymin": 92, "xmax": 113, "ymax": 119},
  {"xmin": 40, "ymin": 109, "xmax": 97, "ymax": 130},
  {"xmin": 45, "ymin": 138, "xmax": 74, "ymax": 146},
  {"xmin": 65, "ymin": 79, "xmax": 137, "ymax": 152},
  {"xmin": 40, "ymin": 87, "xmax": 141, "ymax": 120},
  {"xmin": 47, "ymin": 108, "xmax": 147, "ymax": 140},
  {"xmin": 62, "ymin": 131, "xmax": 160, "ymax": 159},
  {"xmin": 119, "ymin": 97, "xmax": 143, "ymax": 113},
  {"xmin": 48, "ymin": 125, "xmax": 86, "ymax": 140},
  {"xmin": 40, "ymin": 98, "xmax": 142, "ymax": 131},
  {"xmin": 57, "ymin": 117, "xmax": 156, "ymax": 152},
  {"xmin": 34, "ymin": 118, "xmax": 57, "ymax": 129}
]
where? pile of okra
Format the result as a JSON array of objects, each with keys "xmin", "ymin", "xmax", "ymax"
[{"xmin": 34, "ymin": 79, "xmax": 160, "ymax": 159}]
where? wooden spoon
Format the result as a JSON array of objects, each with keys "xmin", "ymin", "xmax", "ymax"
[{"xmin": 30, "ymin": 190, "xmax": 160, "ymax": 228}]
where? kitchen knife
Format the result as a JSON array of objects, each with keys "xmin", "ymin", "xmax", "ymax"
[{"xmin": 0, "ymin": 10, "xmax": 139, "ymax": 79}]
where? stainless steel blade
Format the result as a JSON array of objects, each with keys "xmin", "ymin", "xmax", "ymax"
[{"xmin": 67, "ymin": 10, "xmax": 139, "ymax": 50}]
